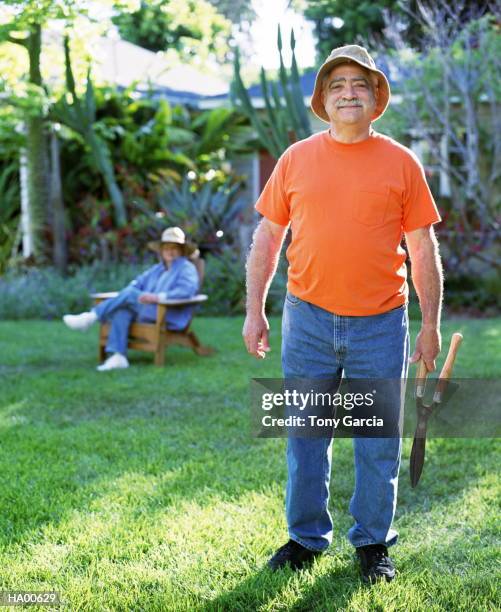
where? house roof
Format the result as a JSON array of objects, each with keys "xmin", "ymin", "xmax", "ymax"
[
  {"xmin": 96, "ymin": 37, "xmax": 228, "ymax": 97},
  {"xmin": 148, "ymin": 69, "xmax": 320, "ymax": 109}
]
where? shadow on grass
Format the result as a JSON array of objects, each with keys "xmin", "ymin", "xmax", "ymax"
[
  {"xmin": 200, "ymin": 514, "xmax": 499, "ymax": 611},
  {"xmin": 201, "ymin": 557, "xmax": 363, "ymax": 611}
]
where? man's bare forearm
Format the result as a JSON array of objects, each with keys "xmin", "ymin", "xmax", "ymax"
[
  {"xmin": 411, "ymin": 232, "xmax": 444, "ymax": 328},
  {"xmin": 246, "ymin": 220, "xmax": 287, "ymax": 315}
]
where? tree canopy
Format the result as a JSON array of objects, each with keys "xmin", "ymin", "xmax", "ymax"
[
  {"xmin": 206, "ymin": 0, "xmax": 254, "ymax": 26},
  {"xmin": 294, "ymin": 0, "xmax": 495, "ymax": 59},
  {"xmin": 112, "ymin": 0, "xmax": 231, "ymax": 62}
]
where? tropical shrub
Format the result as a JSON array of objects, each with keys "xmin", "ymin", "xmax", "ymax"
[
  {"xmin": 201, "ymin": 250, "xmax": 246, "ymax": 315},
  {"xmin": 1, "ymin": 75, "xmax": 256, "ymax": 272},
  {"xmin": 133, "ymin": 175, "xmax": 248, "ymax": 255}
]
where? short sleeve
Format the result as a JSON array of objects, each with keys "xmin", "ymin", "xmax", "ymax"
[
  {"xmin": 402, "ymin": 153, "xmax": 442, "ymax": 232},
  {"xmin": 254, "ymin": 150, "xmax": 290, "ymax": 226}
]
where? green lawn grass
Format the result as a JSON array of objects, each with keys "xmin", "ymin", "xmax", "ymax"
[{"xmin": 0, "ymin": 315, "xmax": 499, "ymax": 611}]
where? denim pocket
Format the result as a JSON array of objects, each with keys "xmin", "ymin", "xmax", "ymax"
[
  {"xmin": 285, "ymin": 291, "xmax": 301, "ymax": 306},
  {"xmin": 353, "ymin": 189, "xmax": 390, "ymax": 226}
]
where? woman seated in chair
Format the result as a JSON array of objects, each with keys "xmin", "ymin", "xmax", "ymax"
[{"xmin": 63, "ymin": 227, "xmax": 199, "ymax": 371}]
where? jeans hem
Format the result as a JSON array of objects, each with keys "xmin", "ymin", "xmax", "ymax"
[
  {"xmin": 105, "ymin": 347, "xmax": 127, "ymax": 357},
  {"xmin": 352, "ymin": 539, "xmax": 397, "ymax": 548},
  {"xmin": 289, "ymin": 534, "xmax": 329, "ymax": 553},
  {"xmin": 353, "ymin": 540, "xmax": 377, "ymax": 548}
]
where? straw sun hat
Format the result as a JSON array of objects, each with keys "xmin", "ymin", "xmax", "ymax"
[{"xmin": 147, "ymin": 227, "xmax": 199, "ymax": 258}]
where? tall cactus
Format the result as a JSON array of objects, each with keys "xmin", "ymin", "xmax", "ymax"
[{"xmin": 231, "ymin": 26, "xmax": 312, "ymax": 159}]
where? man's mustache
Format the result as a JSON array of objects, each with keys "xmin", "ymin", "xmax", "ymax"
[{"xmin": 336, "ymin": 99, "xmax": 363, "ymax": 108}]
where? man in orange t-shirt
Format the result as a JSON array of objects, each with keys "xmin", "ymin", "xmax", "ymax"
[{"xmin": 242, "ymin": 45, "xmax": 443, "ymax": 583}]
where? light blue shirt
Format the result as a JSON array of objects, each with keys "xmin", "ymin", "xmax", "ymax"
[{"xmin": 129, "ymin": 256, "xmax": 199, "ymax": 330}]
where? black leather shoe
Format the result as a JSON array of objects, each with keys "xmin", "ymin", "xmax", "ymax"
[
  {"xmin": 268, "ymin": 539, "xmax": 322, "ymax": 571},
  {"xmin": 356, "ymin": 544, "xmax": 396, "ymax": 583}
]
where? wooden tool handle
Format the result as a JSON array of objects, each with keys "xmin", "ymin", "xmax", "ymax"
[
  {"xmin": 415, "ymin": 359, "xmax": 429, "ymax": 398},
  {"xmin": 433, "ymin": 332, "xmax": 463, "ymax": 402}
]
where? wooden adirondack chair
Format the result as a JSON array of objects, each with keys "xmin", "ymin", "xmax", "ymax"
[{"xmin": 91, "ymin": 258, "xmax": 214, "ymax": 366}]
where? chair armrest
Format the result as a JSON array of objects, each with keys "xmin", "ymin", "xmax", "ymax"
[
  {"xmin": 90, "ymin": 292, "xmax": 119, "ymax": 299},
  {"xmin": 89, "ymin": 292, "xmax": 208, "ymax": 307},
  {"xmin": 157, "ymin": 294, "xmax": 208, "ymax": 306}
]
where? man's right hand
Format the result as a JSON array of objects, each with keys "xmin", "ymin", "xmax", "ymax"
[{"xmin": 242, "ymin": 313, "xmax": 271, "ymax": 359}]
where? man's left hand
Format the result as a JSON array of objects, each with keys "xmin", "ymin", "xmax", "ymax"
[
  {"xmin": 138, "ymin": 292, "xmax": 158, "ymax": 304},
  {"xmin": 409, "ymin": 325, "xmax": 441, "ymax": 372}
]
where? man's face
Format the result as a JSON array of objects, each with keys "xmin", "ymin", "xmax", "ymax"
[
  {"xmin": 321, "ymin": 63, "xmax": 377, "ymax": 128},
  {"xmin": 161, "ymin": 242, "xmax": 183, "ymax": 266}
]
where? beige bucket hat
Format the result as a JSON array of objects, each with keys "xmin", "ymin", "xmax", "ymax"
[
  {"xmin": 148, "ymin": 227, "xmax": 198, "ymax": 257},
  {"xmin": 310, "ymin": 44, "xmax": 391, "ymax": 123}
]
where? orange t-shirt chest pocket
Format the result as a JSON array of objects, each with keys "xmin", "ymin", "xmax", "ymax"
[{"xmin": 352, "ymin": 188, "xmax": 390, "ymax": 227}]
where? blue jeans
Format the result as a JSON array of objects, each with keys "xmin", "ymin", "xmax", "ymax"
[
  {"xmin": 282, "ymin": 291, "xmax": 410, "ymax": 551},
  {"xmin": 93, "ymin": 286, "xmax": 142, "ymax": 356}
]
